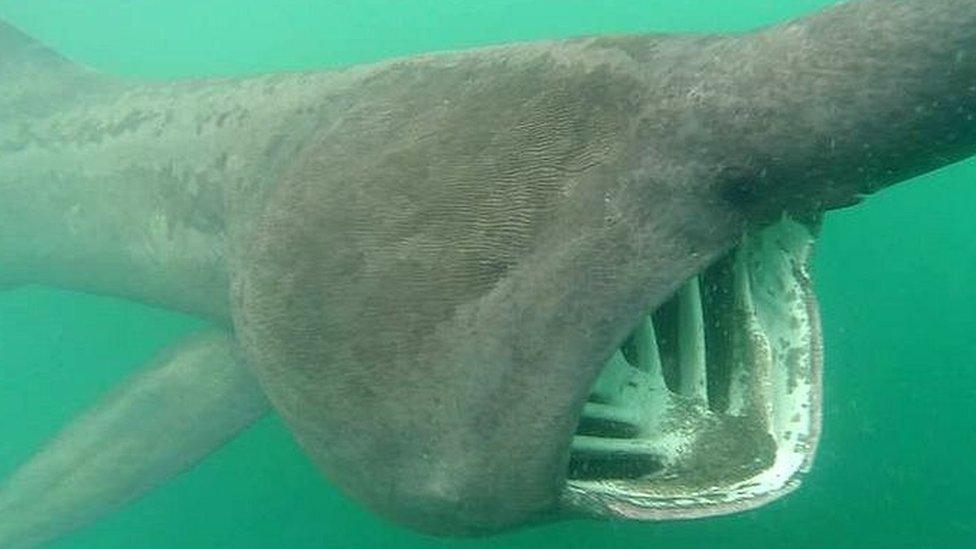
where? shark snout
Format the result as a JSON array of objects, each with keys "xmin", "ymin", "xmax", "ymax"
[
  {"xmin": 376, "ymin": 464, "xmax": 562, "ymax": 536},
  {"xmin": 350, "ymin": 371, "xmax": 588, "ymax": 536}
]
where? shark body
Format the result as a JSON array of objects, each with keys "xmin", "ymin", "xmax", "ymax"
[{"xmin": 0, "ymin": 0, "xmax": 974, "ymax": 544}]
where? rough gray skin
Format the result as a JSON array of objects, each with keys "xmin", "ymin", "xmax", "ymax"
[{"xmin": 1, "ymin": 0, "xmax": 974, "ymax": 539}]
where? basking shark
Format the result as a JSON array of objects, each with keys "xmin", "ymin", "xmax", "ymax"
[{"xmin": 1, "ymin": 0, "xmax": 974, "ymax": 544}]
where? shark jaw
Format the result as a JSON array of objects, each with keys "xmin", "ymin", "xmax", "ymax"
[{"xmin": 563, "ymin": 216, "xmax": 821, "ymax": 520}]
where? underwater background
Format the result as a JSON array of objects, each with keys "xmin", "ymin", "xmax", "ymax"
[{"xmin": 0, "ymin": 0, "xmax": 973, "ymax": 547}]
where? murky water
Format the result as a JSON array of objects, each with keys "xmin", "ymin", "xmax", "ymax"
[{"xmin": 1, "ymin": 1, "xmax": 973, "ymax": 547}]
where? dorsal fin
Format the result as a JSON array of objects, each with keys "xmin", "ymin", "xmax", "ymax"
[
  {"xmin": 0, "ymin": 21, "xmax": 76, "ymax": 72},
  {"xmin": 0, "ymin": 20, "xmax": 111, "ymax": 118}
]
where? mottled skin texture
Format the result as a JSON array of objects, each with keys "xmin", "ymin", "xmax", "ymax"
[{"xmin": 1, "ymin": 0, "xmax": 974, "ymax": 538}]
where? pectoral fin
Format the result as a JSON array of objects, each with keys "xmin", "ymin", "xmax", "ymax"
[{"xmin": 0, "ymin": 330, "xmax": 269, "ymax": 548}]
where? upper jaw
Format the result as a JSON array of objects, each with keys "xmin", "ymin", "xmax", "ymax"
[{"xmin": 560, "ymin": 216, "xmax": 822, "ymax": 520}]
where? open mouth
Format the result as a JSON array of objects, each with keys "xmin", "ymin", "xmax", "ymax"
[{"xmin": 562, "ymin": 216, "xmax": 822, "ymax": 520}]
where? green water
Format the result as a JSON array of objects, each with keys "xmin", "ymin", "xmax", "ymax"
[{"xmin": 0, "ymin": 1, "xmax": 973, "ymax": 547}]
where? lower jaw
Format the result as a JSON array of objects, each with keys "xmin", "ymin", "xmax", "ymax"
[{"xmin": 562, "ymin": 216, "xmax": 822, "ymax": 520}]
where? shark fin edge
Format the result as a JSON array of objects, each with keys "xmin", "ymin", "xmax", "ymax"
[{"xmin": 0, "ymin": 20, "xmax": 112, "ymax": 118}]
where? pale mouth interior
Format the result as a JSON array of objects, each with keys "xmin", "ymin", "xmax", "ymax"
[{"xmin": 563, "ymin": 217, "xmax": 822, "ymax": 520}]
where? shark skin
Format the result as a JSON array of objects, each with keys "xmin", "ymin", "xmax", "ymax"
[{"xmin": 0, "ymin": 0, "xmax": 973, "ymax": 544}]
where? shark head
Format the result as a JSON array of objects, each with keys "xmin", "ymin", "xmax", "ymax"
[
  {"xmin": 232, "ymin": 0, "xmax": 975, "ymax": 536},
  {"xmin": 0, "ymin": 0, "xmax": 972, "ymax": 545}
]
